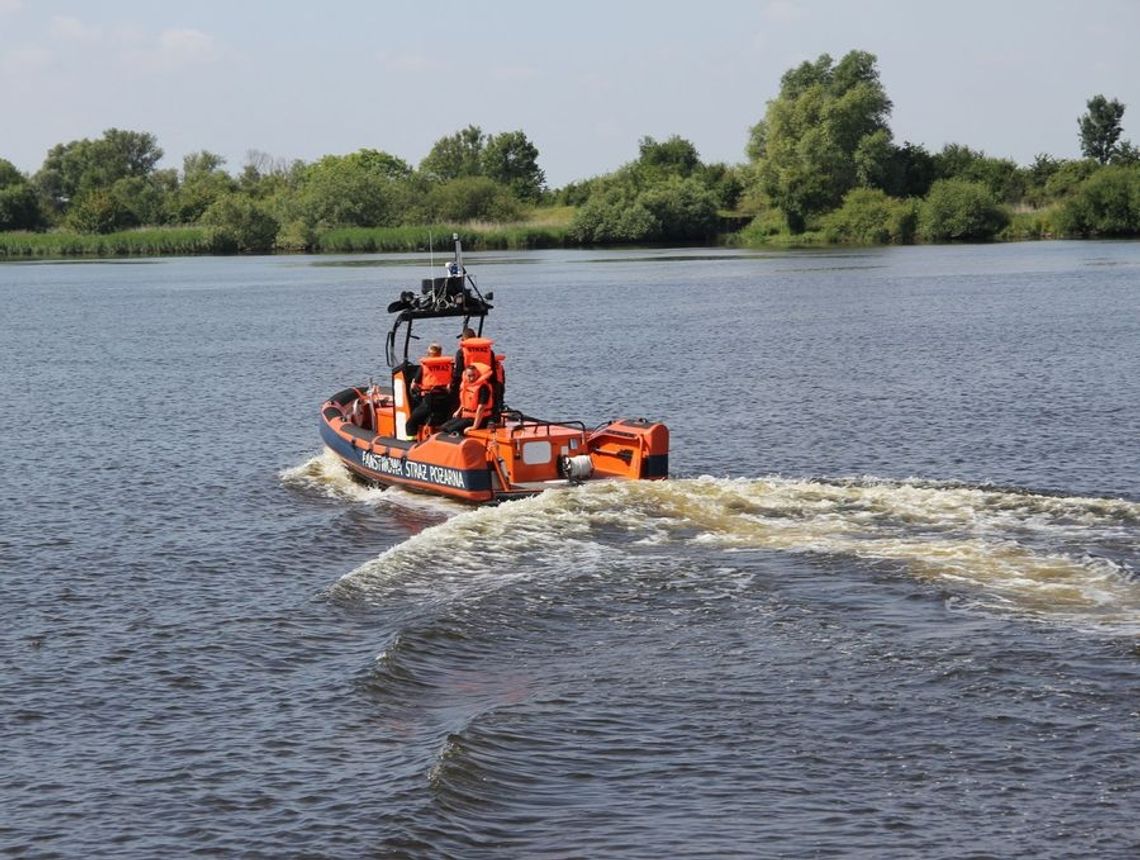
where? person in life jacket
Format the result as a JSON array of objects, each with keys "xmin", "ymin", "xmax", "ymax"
[
  {"xmin": 453, "ymin": 327, "xmax": 505, "ymax": 418},
  {"xmin": 452, "ymin": 326, "xmax": 478, "ymax": 391},
  {"xmin": 440, "ymin": 363, "xmax": 492, "ymax": 434},
  {"xmin": 405, "ymin": 343, "xmax": 453, "ymax": 437}
]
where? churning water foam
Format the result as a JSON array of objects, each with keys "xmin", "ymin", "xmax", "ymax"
[{"xmin": 285, "ymin": 453, "xmax": 1139, "ymax": 632}]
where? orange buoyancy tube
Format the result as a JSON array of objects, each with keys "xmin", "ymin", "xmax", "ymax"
[
  {"xmin": 419, "ymin": 356, "xmax": 453, "ymax": 391},
  {"xmin": 459, "ymin": 362, "xmax": 492, "ymax": 417}
]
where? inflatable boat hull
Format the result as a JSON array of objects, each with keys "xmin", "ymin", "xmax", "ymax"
[{"xmin": 320, "ymin": 387, "xmax": 668, "ymax": 504}]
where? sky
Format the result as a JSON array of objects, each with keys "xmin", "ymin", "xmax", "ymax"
[{"xmin": 2, "ymin": 0, "xmax": 1139, "ymax": 187}]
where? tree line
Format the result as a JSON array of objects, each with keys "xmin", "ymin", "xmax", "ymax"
[
  {"xmin": 740, "ymin": 52, "xmax": 1139, "ymax": 243},
  {"xmin": 1, "ymin": 50, "xmax": 1138, "ymax": 252},
  {"xmin": 0, "ymin": 125, "xmax": 550, "ymax": 251}
]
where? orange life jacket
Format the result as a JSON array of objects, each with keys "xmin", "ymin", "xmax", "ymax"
[
  {"xmin": 459, "ymin": 362, "xmax": 492, "ymax": 417},
  {"xmin": 419, "ymin": 355, "xmax": 453, "ymax": 391},
  {"xmin": 461, "ymin": 337, "xmax": 494, "ymax": 370}
]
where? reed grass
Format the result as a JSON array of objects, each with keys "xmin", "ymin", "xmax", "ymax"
[
  {"xmin": 315, "ymin": 223, "xmax": 572, "ymax": 253},
  {"xmin": 0, "ymin": 227, "xmax": 214, "ymax": 258},
  {"xmin": 1003, "ymin": 206, "xmax": 1062, "ymax": 240}
]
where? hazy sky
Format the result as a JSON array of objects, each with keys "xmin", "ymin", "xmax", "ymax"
[{"xmin": 2, "ymin": 0, "xmax": 1138, "ymax": 186}]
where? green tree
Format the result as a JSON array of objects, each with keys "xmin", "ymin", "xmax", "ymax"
[
  {"xmin": 168, "ymin": 153, "xmax": 235, "ymax": 224},
  {"xmin": 566, "ymin": 131, "xmax": 731, "ymax": 241},
  {"xmin": 182, "ymin": 150, "xmax": 226, "ymax": 177},
  {"xmin": 0, "ymin": 158, "xmax": 44, "ymax": 230},
  {"xmin": 34, "ymin": 128, "xmax": 163, "ymax": 214},
  {"xmin": 881, "ymin": 141, "xmax": 936, "ymax": 198},
  {"xmin": 239, "ymin": 150, "xmax": 301, "ymax": 199},
  {"xmin": 100, "ymin": 128, "xmax": 164, "ymax": 177},
  {"xmin": 295, "ymin": 150, "xmax": 410, "ymax": 228},
  {"xmin": 1023, "ymin": 153, "xmax": 1061, "ymax": 207},
  {"xmin": 1112, "ymin": 140, "xmax": 1140, "ymax": 167},
  {"xmin": 1078, "ymin": 95, "xmax": 1126, "ymax": 164},
  {"xmin": 65, "ymin": 188, "xmax": 132, "ymax": 233},
  {"xmin": 745, "ymin": 120, "xmax": 767, "ymax": 163},
  {"xmin": 352, "ymin": 148, "xmax": 412, "ymax": 181},
  {"xmin": 200, "ymin": 194, "xmax": 279, "ymax": 252},
  {"xmin": 1043, "ymin": 159, "xmax": 1100, "ymax": 199},
  {"xmin": 0, "ymin": 158, "xmax": 24, "ymax": 189},
  {"xmin": 0, "ymin": 185, "xmax": 42, "ymax": 230},
  {"xmin": 35, "ymin": 139, "xmax": 94, "ymax": 213},
  {"xmin": 110, "ymin": 174, "xmax": 175, "ymax": 227},
  {"xmin": 553, "ymin": 178, "xmax": 597, "ymax": 207},
  {"xmin": 419, "ymin": 125, "xmax": 486, "ymax": 181},
  {"xmin": 932, "ymin": 143, "xmax": 1025, "ymax": 203},
  {"xmin": 749, "ymin": 51, "xmax": 893, "ymax": 231},
  {"xmin": 853, "ymin": 129, "xmax": 893, "ymax": 189},
  {"xmin": 637, "ymin": 135, "xmax": 701, "ymax": 178},
  {"xmin": 481, "ymin": 130, "xmax": 545, "ymax": 201},
  {"xmin": 699, "ymin": 162, "xmax": 746, "ymax": 211}
]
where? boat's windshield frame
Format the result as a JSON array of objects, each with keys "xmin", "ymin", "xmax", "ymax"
[{"xmin": 385, "ymin": 307, "xmax": 488, "ymax": 368}]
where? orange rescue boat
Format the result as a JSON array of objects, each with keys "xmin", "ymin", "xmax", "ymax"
[{"xmin": 319, "ymin": 235, "xmax": 668, "ymax": 504}]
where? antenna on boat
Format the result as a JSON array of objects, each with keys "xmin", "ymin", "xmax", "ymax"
[
  {"xmin": 453, "ymin": 232, "xmax": 463, "ymax": 273},
  {"xmin": 428, "ymin": 232, "xmax": 434, "ymax": 274}
]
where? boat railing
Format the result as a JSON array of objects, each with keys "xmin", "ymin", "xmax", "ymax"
[{"xmin": 496, "ymin": 410, "xmax": 587, "ymax": 439}]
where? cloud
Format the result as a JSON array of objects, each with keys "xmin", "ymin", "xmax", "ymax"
[
  {"xmin": 0, "ymin": 0, "xmax": 24, "ymax": 14},
  {"xmin": 492, "ymin": 65, "xmax": 538, "ymax": 82},
  {"xmin": 761, "ymin": 1, "xmax": 806, "ymax": 23},
  {"xmin": 49, "ymin": 15, "xmax": 102, "ymax": 43},
  {"xmin": 157, "ymin": 28, "xmax": 218, "ymax": 64},
  {"xmin": 377, "ymin": 50, "xmax": 446, "ymax": 73},
  {"xmin": 753, "ymin": 1, "xmax": 807, "ymax": 49},
  {"xmin": 117, "ymin": 27, "xmax": 221, "ymax": 72},
  {"xmin": 1, "ymin": 45, "xmax": 51, "ymax": 76}
]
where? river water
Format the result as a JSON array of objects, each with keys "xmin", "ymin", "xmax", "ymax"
[{"xmin": 2, "ymin": 242, "xmax": 1137, "ymax": 858}]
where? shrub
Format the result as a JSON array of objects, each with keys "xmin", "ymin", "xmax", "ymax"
[
  {"xmin": 200, "ymin": 195, "xmax": 279, "ymax": 252},
  {"xmin": 277, "ymin": 219, "xmax": 317, "ymax": 252},
  {"xmin": 568, "ymin": 194, "xmax": 658, "ymax": 244},
  {"xmin": 735, "ymin": 209, "xmax": 788, "ymax": 243},
  {"xmin": 423, "ymin": 177, "xmax": 521, "ymax": 223},
  {"xmin": 918, "ymin": 179, "xmax": 1009, "ymax": 241},
  {"xmin": 1005, "ymin": 206, "xmax": 1062, "ymax": 240},
  {"xmin": 65, "ymin": 189, "xmax": 135, "ymax": 233},
  {"xmin": 1056, "ymin": 165, "xmax": 1140, "ymax": 236},
  {"xmin": 821, "ymin": 188, "xmax": 917, "ymax": 244},
  {"xmin": 0, "ymin": 183, "xmax": 45, "ymax": 231},
  {"xmin": 639, "ymin": 177, "xmax": 720, "ymax": 241},
  {"xmin": 1043, "ymin": 159, "xmax": 1101, "ymax": 199}
]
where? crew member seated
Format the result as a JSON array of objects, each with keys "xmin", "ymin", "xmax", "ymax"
[
  {"xmin": 405, "ymin": 343, "xmax": 453, "ymax": 437},
  {"xmin": 440, "ymin": 363, "xmax": 492, "ymax": 434}
]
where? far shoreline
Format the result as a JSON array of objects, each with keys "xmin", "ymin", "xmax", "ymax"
[{"xmin": 0, "ymin": 220, "xmax": 1123, "ymax": 262}]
